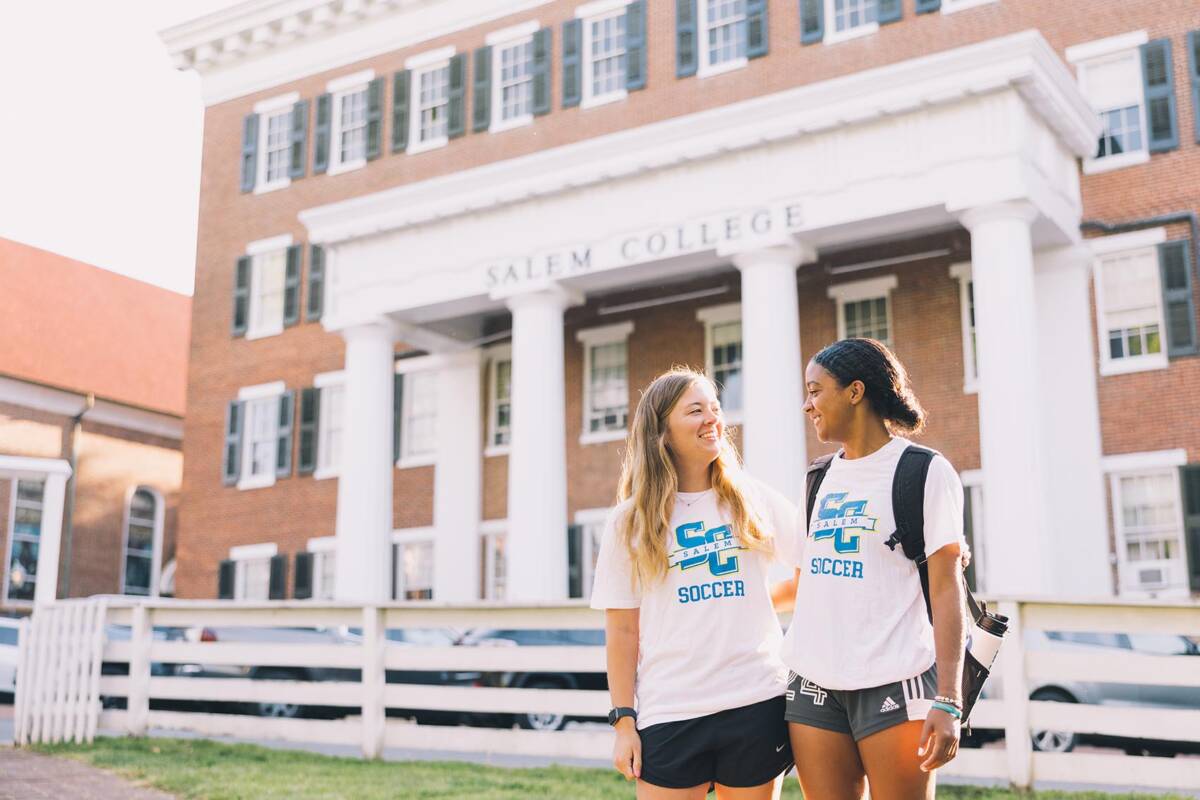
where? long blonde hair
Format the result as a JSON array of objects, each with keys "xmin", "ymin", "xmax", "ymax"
[{"xmin": 616, "ymin": 367, "xmax": 772, "ymax": 587}]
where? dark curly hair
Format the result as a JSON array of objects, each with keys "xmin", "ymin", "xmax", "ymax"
[{"xmin": 812, "ymin": 338, "xmax": 926, "ymax": 435}]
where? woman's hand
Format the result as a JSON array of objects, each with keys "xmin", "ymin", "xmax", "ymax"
[
  {"xmin": 612, "ymin": 718, "xmax": 642, "ymax": 780},
  {"xmin": 917, "ymin": 707, "xmax": 960, "ymax": 772}
]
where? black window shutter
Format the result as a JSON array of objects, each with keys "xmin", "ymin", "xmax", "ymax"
[
  {"xmin": 1189, "ymin": 31, "xmax": 1200, "ymax": 144},
  {"xmin": 562, "ymin": 19, "xmax": 583, "ymax": 107},
  {"xmin": 392, "ymin": 70, "xmax": 411, "ymax": 152},
  {"xmin": 366, "ymin": 77, "xmax": 385, "ymax": 161},
  {"xmin": 298, "ymin": 387, "xmax": 320, "ymax": 475},
  {"xmin": 473, "ymin": 46, "xmax": 493, "ymax": 132},
  {"xmin": 283, "ymin": 244, "xmax": 302, "ymax": 327},
  {"xmin": 746, "ymin": 0, "xmax": 768, "ymax": 59},
  {"xmin": 276, "ymin": 390, "xmax": 295, "ymax": 478},
  {"xmin": 626, "ymin": 1, "xmax": 647, "ymax": 91},
  {"xmin": 314, "ymin": 93, "xmax": 332, "ymax": 174},
  {"xmin": 393, "ymin": 372, "xmax": 404, "ymax": 463},
  {"xmin": 878, "ymin": 0, "xmax": 902, "ymax": 25},
  {"xmin": 1181, "ymin": 465, "xmax": 1200, "ymax": 593},
  {"xmin": 232, "ymin": 255, "xmax": 251, "ymax": 337},
  {"xmin": 240, "ymin": 113, "xmax": 258, "ymax": 192},
  {"xmin": 289, "ymin": 100, "xmax": 309, "ymax": 179},
  {"xmin": 800, "ymin": 0, "xmax": 824, "ymax": 45},
  {"xmin": 306, "ymin": 244, "xmax": 325, "ymax": 322},
  {"xmin": 676, "ymin": 0, "xmax": 697, "ymax": 78},
  {"xmin": 448, "ymin": 53, "xmax": 467, "ymax": 138},
  {"xmin": 268, "ymin": 554, "xmax": 288, "ymax": 600},
  {"xmin": 1159, "ymin": 240, "xmax": 1197, "ymax": 356},
  {"xmin": 218, "ymin": 559, "xmax": 236, "ymax": 599},
  {"xmin": 294, "ymin": 552, "xmax": 315, "ymax": 600},
  {"xmin": 532, "ymin": 28, "xmax": 552, "ymax": 116},
  {"xmin": 222, "ymin": 400, "xmax": 244, "ymax": 486},
  {"xmin": 1141, "ymin": 39, "xmax": 1179, "ymax": 153},
  {"xmin": 567, "ymin": 524, "xmax": 583, "ymax": 599},
  {"xmin": 916, "ymin": 0, "xmax": 941, "ymax": 12}
]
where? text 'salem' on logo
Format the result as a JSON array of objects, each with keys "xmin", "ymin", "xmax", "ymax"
[
  {"xmin": 668, "ymin": 521, "xmax": 743, "ymax": 576},
  {"xmin": 810, "ymin": 493, "xmax": 879, "ymax": 554}
]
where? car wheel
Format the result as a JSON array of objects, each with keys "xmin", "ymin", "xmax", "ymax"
[
  {"xmin": 516, "ymin": 680, "xmax": 567, "ymax": 732},
  {"xmin": 1030, "ymin": 688, "xmax": 1077, "ymax": 753},
  {"xmin": 253, "ymin": 669, "xmax": 304, "ymax": 719}
]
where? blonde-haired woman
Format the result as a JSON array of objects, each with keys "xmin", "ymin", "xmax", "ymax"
[{"xmin": 591, "ymin": 367, "xmax": 799, "ymax": 799}]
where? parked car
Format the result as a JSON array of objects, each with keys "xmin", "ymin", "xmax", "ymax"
[
  {"xmin": 0, "ymin": 617, "xmax": 20, "ymax": 698},
  {"xmin": 100, "ymin": 624, "xmax": 193, "ymax": 711},
  {"xmin": 966, "ymin": 629, "xmax": 1200, "ymax": 756},
  {"xmin": 458, "ymin": 628, "xmax": 608, "ymax": 732}
]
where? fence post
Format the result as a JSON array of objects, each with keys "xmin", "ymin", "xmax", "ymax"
[
  {"xmin": 13, "ymin": 617, "xmax": 30, "ymax": 745},
  {"xmin": 361, "ymin": 605, "xmax": 386, "ymax": 759},
  {"xmin": 127, "ymin": 603, "xmax": 151, "ymax": 736},
  {"xmin": 998, "ymin": 600, "xmax": 1032, "ymax": 789}
]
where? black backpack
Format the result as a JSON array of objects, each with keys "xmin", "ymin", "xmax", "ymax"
[{"xmin": 804, "ymin": 444, "xmax": 1006, "ymax": 725}]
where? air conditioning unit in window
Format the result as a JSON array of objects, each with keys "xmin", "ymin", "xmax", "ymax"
[{"xmin": 1136, "ymin": 567, "xmax": 1167, "ymax": 589}]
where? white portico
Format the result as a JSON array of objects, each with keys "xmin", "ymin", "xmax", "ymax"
[{"xmin": 302, "ymin": 31, "xmax": 1108, "ymax": 604}]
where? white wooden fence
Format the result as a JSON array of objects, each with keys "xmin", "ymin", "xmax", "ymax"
[{"xmin": 12, "ymin": 595, "xmax": 1200, "ymax": 792}]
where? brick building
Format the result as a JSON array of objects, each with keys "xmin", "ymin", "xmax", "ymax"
[
  {"xmin": 161, "ymin": 0, "xmax": 1200, "ymax": 605},
  {"xmin": 0, "ymin": 238, "xmax": 189, "ymax": 612}
]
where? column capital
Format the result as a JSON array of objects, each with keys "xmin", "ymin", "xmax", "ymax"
[
  {"xmin": 340, "ymin": 316, "xmax": 401, "ymax": 345},
  {"xmin": 958, "ymin": 200, "xmax": 1039, "ymax": 231},
  {"xmin": 724, "ymin": 237, "xmax": 818, "ymax": 271},
  {"xmin": 504, "ymin": 283, "xmax": 585, "ymax": 313}
]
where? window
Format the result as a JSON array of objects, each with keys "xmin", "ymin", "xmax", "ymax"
[
  {"xmin": 122, "ymin": 488, "xmax": 160, "ymax": 596},
  {"xmin": 826, "ymin": 0, "xmax": 878, "ymax": 41},
  {"xmin": 1092, "ymin": 229, "xmax": 1168, "ymax": 376},
  {"xmin": 306, "ymin": 538, "xmax": 337, "ymax": 601},
  {"xmin": 960, "ymin": 471, "xmax": 985, "ymax": 593},
  {"xmin": 577, "ymin": 322, "xmax": 633, "ymax": 443},
  {"xmin": 315, "ymin": 377, "xmax": 344, "ymax": 479},
  {"xmin": 1106, "ymin": 454, "xmax": 1189, "ymax": 597},
  {"xmin": 697, "ymin": 304, "xmax": 743, "ymax": 421},
  {"xmin": 1068, "ymin": 33, "xmax": 1150, "ymax": 174},
  {"xmin": 492, "ymin": 33, "xmax": 535, "ymax": 130},
  {"xmin": 949, "ymin": 263, "xmax": 978, "ymax": 393},
  {"xmin": 828, "ymin": 275, "xmax": 897, "ymax": 347},
  {"xmin": 230, "ymin": 543, "xmax": 276, "ymax": 601},
  {"xmin": 5, "ymin": 480, "xmax": 44, "ymax": 603},
  {"xmin": 398, "ymin": 369, "xmax": 437, "ymax": 466},
  {"xmin": 394, "ymin": 534, "xmax": 434, "ymax": 600},
  {"xmin": 237, "ymin": 381, "xmax": 287, "ymax": 490},
  {"xmin": 581, "ymin": 5, "xmax": 627, "ymax": 106},
  {"xmin": 481, "ymin": 524, "xmax": 507, "ymax": 600},
  {"xmin": 699, "ymin": 0, "xmax": 747, "ymax": 76},
  {"xmin": 251, "ymin": 92, "xmax": 298, "ymax": 194},
  {"xmin": 406, "ymin": 50, "xmax": 453, "ymax": 154},
  {"xmin": 571, "ymin": 509, "xmax": 609, "ymax": 599},
  {"xmin": 249, "ymin": 249, "xmax": 286, "ymax": 339},
  {"xmin": 486, "ymin": 346, "xmax": 512, "ymax": 454},
  {"xmin": 326, "ymin": 70, "xmax": 373, "ymax": 175}
]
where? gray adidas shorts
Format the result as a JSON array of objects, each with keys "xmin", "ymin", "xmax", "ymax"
[{"xmin": 783, "ymin": 662, "xmax": 937, "ymax": 741}]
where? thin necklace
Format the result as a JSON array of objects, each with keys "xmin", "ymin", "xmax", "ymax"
[{"xmin": 677, "ymin": 488, "xmax": 711, "ymax": 508}]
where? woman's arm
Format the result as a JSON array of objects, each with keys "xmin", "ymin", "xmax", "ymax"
[
  {"xmin": 918, "ymin": 543, "xmax": 966, "ymax": 772},
  {"xmin": 606, "ymin": 608, "xmax": 641, "ymax": 780},
  {"xmin": 770, "ymin": 568, "xmax": 801, "ymax": 613}
]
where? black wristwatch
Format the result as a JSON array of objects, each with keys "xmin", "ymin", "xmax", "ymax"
[{"xmin": 608, "ymin": 706, "xmax": 637, "ymax": 726}]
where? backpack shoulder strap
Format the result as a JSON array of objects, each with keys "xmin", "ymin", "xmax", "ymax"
[
  {"xmin": 804, "ymin": 453, "xmax": 837, "ymax": 530},
  {"xmin": 888, "ymin": 444, "xmax": 936, "ymax": 620}
]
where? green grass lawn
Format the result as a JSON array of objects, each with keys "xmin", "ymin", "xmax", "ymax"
[{"xmin": 31, "ymin": 737, "xmax": 1192, "ymax": 800}]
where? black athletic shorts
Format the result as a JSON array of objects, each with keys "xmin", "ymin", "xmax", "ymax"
[
  {"xmin": 638, "ymin": 695, "xmax": 793, "ymax": 790},
  {"xmin": 783, "ymin": 662, "xmax": 937, "ymax": 741}
]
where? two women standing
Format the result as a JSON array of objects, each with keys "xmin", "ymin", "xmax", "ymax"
[{"xmin": 592, "ymin": 339, "xmax": 968, "ymax": 799}]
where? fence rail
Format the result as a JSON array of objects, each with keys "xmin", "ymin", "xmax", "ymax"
[{"xmin": 13, "ymin": 595, "xmax": 1200, "ymax": 791}]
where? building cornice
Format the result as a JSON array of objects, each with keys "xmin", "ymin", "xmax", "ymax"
[
  {"xmin": 300, "ymin": 31, "xmax": 1100, "ymax": 246},
  {"xmin": 0, "ymin": 376, "xmax": 183, "ymax": 441}
]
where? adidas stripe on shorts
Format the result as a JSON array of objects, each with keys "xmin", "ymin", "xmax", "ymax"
[{"xmin": 783, "ymin": 662, "xmax": 937, "ymax": 741}]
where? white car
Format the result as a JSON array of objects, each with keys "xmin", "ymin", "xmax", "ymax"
[{"xmin": 0, "ymin": 617, "xmax": 20, "ymax": 695}]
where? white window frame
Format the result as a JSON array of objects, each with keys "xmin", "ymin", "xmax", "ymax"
[
  {"xmin": 253, "ymin": 91, "xmax": 298, "ymax": 194},
  {"xmin": 573, "ymin": 507, "xmax": 611, "ymax": 600},
  {"xmin": 696, "ymin": 303, "xmax": 744, "ymax": 424},
  {"xmin": 244, "ymin": 234, "xmax": 293, "ymax": 341},
  {"xmin": 406, "ymin": 47, "xmax": 455, "ymax": 155},
  {"xmin": 577, "ymin": 0, "xmax": 629, "ymax": 108},
  {"xmin": 827, "ymin": 275, "xmax": 898, "ymax": 346},
  {"xmin": 941, "ymin": 0, "xmax": 1000, "ymax": 14},
  {"xmin": 1067, "ymin": 31, "xmax": 1151, "ymax": 175},
  {"xmin": 395, "ymin": 357, "xmax": 439, "ymax": 469},
  {"xmin": 485, "ymin": 344, "xmax": 512, "ymax": 457},
  {"xmin": 120, "ymin": 486, "xmax": 164, "ymax": 598},
  {"xmin": 392, "ymin": 527, "xmax": 435, "ymax": 601},
  {"xmin": 480, "ymin": 519, "xmax": 507, "ymax": 601},
  {"xmin": 326, "ymin": 69, "xmax": 374, "ymax": 176},
  {"xmin": 698, "ymin": 0, "xmax": 748, "ymax": 78},
  {"xmin": 822, "ymin": 0, "xmax": 880, "ymax": 45},
  {"xmin": 313, "ymin": 370, "xmax": 345, "ymax": 481},
  {"xmin": 307, "ymin": 536, "xmax": 337, "ymax": 601},
  {"xmin": 959, "ymin": 470, "xmax": 986, "ymax": 594},
  {"xmin": 3, "ymin": 478, "xmax": 44, "ymax": 607},
  {"xmin": 577, "ymin": 321, "xmax": 634, "ymax": 445},
  {"xmin": 229, "ymin": 542, "xmax": 277, "ymax": 601},
  {"xmin": 949, "ymin": 263, "xmax": 978, "ymax": 394},
  {"xmin": 1090, "ymin": 228, "xmax": 1169, "ymax": 377},
  {"xmin": 488, "ymin": 21, "xmax": 539, "ymax": 133},
  {"xmin": 1102, "ymin": 449, "xmax": 1189, "ymax": 599},
  {"xmin": 237, "ymin": 380, "xmax": 286, "ymax": 491}
]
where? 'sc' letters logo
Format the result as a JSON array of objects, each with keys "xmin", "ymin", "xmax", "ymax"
[
  {"xmin": 812, "ymin": 493, "xmax": 878, "ymax": 554},
  {"xmin": 674, "ymin": 522, "xmax": 740, "ymax": 576}
]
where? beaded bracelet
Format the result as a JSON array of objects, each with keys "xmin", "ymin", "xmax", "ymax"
[
  {"xmin": 934, "ymin": 695, "xmax": 963, "ymax": 709},
  {"xmin": 931, "ymin": 701, "xmax": 963, "ymax": 719}
]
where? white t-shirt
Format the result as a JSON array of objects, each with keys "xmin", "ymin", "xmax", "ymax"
[
  {"xmin": 590, "ymin": 479, "xmax": 799, "ymax": 729},
  {"xmin": 780, "ymin": 437, "xmax": 965, "ymax": 691}
]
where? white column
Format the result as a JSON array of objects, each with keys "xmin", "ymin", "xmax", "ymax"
[
  {"xmin": 1033, "ymin": 246, "xmax": 1110, "ymax": 597},
  {"xmin": 505, "ymin": 286, "xmax": 579, "ymax": 602},
  {"xmin": 335, "ymin": 318, "xmax": 398, "ymax": 603},
  {"xmin": 33, "ymin": 472, "xmax": 69, "ymax": 605},
  {"xmin": 960, "ymin": 202, "xmax": 1049, "ymax": 596},
  {"xmin": 729, "ymin": 242, "xmax": 813, "ymax": 502},
  {"xmin": 433, "ymin": 350, "xmax": 483, "ymax": 602}
]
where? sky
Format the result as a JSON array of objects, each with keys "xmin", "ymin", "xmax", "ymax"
[{"xmin": 0, "ymin": 1, "xmax": 242, "ymax": 296}]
